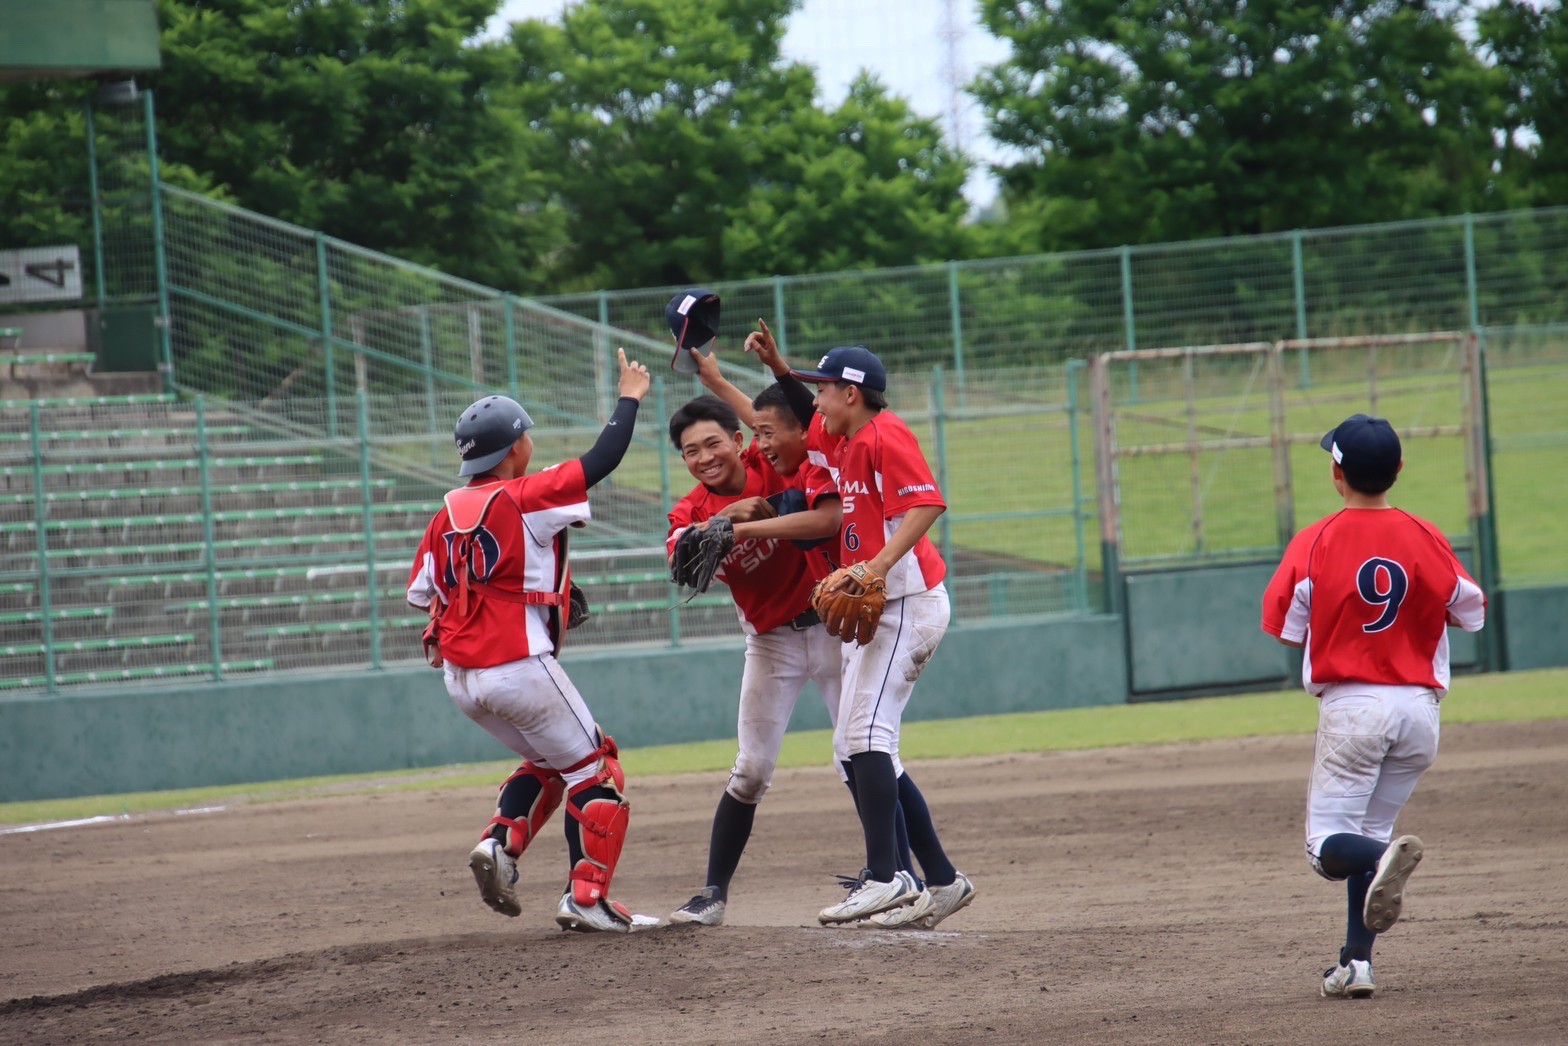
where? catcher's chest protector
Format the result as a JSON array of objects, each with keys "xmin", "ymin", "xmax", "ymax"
[{"xmin": 443, "ymin": 483, "xmax": 573, "ymax": 650}]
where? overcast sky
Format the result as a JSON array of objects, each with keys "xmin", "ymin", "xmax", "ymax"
[{"xmin": 485, "ymin": 0, "xmax": 1011, "ymax": 207}]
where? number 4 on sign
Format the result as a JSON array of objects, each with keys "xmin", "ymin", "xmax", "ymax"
[{"xmin": 25, "ymin": 259, "xmax": 76, "ymax": 289}]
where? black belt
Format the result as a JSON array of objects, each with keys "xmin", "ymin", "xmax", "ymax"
[{"xmin": 788, "ymin": 609, "xmax": 821, "ymax": 631}]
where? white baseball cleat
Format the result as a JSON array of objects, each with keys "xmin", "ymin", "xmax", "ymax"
[
  {"xmin": 555, "ymin": 889, "xmax": 633, "ymax": 933},
  {"xmin": 917, "ymin": 872, "xmax": 976, "ymax": 929},
  {"xmin": 818, "ymin": 869, "xmax": 921, "ymax": 924},
  {"xmin": 1321, "ymin": 959, "xmax": 1375, "ymax": 999},
  {"xmin": 668, "ymin": 886, "xmax": 726, "ymax": 927},
  {"xmin": 468, "ymin": 838, "xmax": 520, "ymax": 918},
  {"xmin": 865, "ymin": 887, "xmax": 933, "ymax": 928},
  {"xmin": 1364, "ymin": 835, "xmax": 1424, "ymax": 934}
]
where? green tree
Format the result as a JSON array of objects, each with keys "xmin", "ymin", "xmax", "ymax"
[
  {"xmin": 148, "ymin": 0, "xmax": 563, "ymax": 291},
  {"xmin": 505, "ymin": 0, "xmax": 972, "ymax": 289},
  {"xmin": 973, "ymin": 0, "xmax": 1509, "ymax": 252},
  {"xmin": 1481, "ymin": 0, "xmax": 1568, "ymax": 206}
]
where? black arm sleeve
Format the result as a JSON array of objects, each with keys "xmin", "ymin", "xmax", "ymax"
[
  {"xmin": 579, "ymin": 397, "xmax": 641, "ymax": 488},
  {"xmin": 776, "ymin": 374, "xmax": 816, "ymax": 428}
]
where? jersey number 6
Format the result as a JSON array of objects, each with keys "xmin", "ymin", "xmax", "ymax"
[{"xmin": 1356, "ymin": 557, "xmax": 1408, "ymax": 634}]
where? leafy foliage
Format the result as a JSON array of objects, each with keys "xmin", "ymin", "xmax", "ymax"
[{"xmin": 973, "ymin": 0, "xmax": 1515, "ymax": 252}]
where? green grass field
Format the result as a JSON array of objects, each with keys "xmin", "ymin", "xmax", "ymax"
[{"xmin": 4, "ymin": 666, "xmax": 1564, "ymax": 828}]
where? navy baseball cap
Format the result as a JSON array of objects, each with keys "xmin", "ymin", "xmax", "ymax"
[
  {"xmin": 1320, "ymin": 413, "xmax": 1401, "ymax": 485},
  {"xmin": 791, "ymin": 346, "xmax": 888, "ymax": 392},
  {"xmin": 665, "ymin": 288, "xmax": 721, "ymax": 375}
]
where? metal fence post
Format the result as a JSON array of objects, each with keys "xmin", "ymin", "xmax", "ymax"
[
  {"xmin": 316, "ymin": 232, "xmax": 338, "ymax": 437},
  {"xmin": 84, "ymin": 101, "xmax": 107, "ymax": 306},
  {"xmin": 418, "ymin": 306, "xmax": 441, "ymax": 466},
  {"xmin": 28, "ymin": 404, "xmax": 56, "ymax": 693},
  {"xmin": 1066, "ymin": 360, "xmax": 1090, "ymax": 613},
  {"xmin": 1090, "ymin": 355, "xmax": 1123, "ymax": 616},
  {"xmin": 1119, "ymin": 246, "xmax": 1138, "ymax": 402},
  {"xmin": 771, "ymin": 276, "xmax": 788, "ymax": 357},
  {"xmin": 144, "ymin": 90, "xmax": 175, "ymax": 395},
  {"xmin": 357, "ymin": 389, "xmax": 382, "ymax": 668},
  {"xmin": 1463, "ymin": 214, "xmax": 1480, "ymax": 330},
  {"xmin": 1267, "ymin": 342, "xmax": 1294, "ymax": 549},
  {"xmin": 1292, "ymin": 230, "xmax": 1310, "ymax": 388},
  {"xmin": 195, "ymin": 396, "xmax": 223, "ymax": 680},
  {"xmin": 931, "ymin": 366, "xmax": 954, "ymax": 619},
  {"xmin": 655, "ymin": 376, "xmax": 679, "ymax": 647},
  {"xmin": 947, "ymin": 262, "xmax": 967, "ymax": 408},
  {"xmin": 596, "ymin": 290, "xmax": 612, "ymax": 421},
  {"xmin": 503, "ymin": 293, "xmax": 518, "ymax": 400}
]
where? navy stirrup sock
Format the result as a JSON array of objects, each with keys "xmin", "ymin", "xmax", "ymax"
[
  {"xmin": 848, "ymin": 752, "xmax": 899, "ymax": 882},
  {"xmin": 897, "ymin": 772, "xmax": 956, "ymax": 888},
  {"xmin": 703, "ymin": 792, "xmax": 757, "ymax": 900}
]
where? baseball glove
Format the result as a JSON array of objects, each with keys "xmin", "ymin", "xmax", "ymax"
[
  {"xmin": 567, "ymin": 582, "xmax": 590, "ymax": 630},
  {"xmin": 811, "ymin": 562, "xmax": 887, "ymax": 646},
  {"xmin": 670, "ymin": 516, "xmax": 735, "ymax": 592}
]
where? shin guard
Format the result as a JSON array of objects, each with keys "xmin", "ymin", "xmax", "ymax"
[
  {"xmin": 485, "ymin": 761, "xmax": 565, "ymax": 858},
  {"xmin": 563, "ymin": 734, "xmax": 630, "ymax": 906}
]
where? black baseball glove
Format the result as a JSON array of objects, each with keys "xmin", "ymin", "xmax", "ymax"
[
  {"xmin": 670, "ymin": 516, "xmax": 735, "ymax": 592},
  {"xmin": 567, "ymin": 582, "xmax": 590, "ymax": 630}
]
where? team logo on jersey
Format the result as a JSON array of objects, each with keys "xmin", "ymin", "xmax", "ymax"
[
  {"xmin": 443, "ymin": 525, "xmax": 503, "ymax": 587},
  {"xmin": 839, "ymin": 477, "xmax": 869, "ymax": 514},
  {"xmin": 722, "ymin": 537, "xmax": 779, "ymax": 578}
]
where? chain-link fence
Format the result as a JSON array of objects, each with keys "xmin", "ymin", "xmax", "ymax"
[{"xmin": 538, "ymin": 209, "xmax": 1568, "ymax": 378}]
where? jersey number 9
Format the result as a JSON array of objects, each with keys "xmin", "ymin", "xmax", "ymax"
[{"xmin": 1356, "ymin": 557, "xmax": 1408, "ymax": 634}]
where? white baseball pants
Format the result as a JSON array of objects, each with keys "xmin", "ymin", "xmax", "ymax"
[
  {"xmin": 444, "ymin": 654, "xmax": 605, "ymax": 790},
  {"xmin": 1305, "ymin": 682, "xmax": 1441, "ymax": 868},
  {"xmin": 836, "ymin": 584, "xmax": 949, "ymax": 759},
  {"xmin": 728, "ymin": 622, "xmax": 849, "ymax": 802}
]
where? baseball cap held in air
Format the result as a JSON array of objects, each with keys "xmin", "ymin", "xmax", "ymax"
[
  {"xmin": 790, "ymin": 346, "xmax": 888, "ymax": 392},
  {"xmin": 1320, "ymin": 413, "xmax": 1401, "ymax": 487},
  {"xmin": 665, "ymin": 288, "xmax": 721, "ymax": 375}
]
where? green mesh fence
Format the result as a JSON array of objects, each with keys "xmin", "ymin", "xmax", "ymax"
[
  {"xmin": 9, "ymin": 108, "xmax": 1566, "ymax": 693},
  {"xmin": 540, "ymin": 210, "xmax": 1568, "ymax": 375}
]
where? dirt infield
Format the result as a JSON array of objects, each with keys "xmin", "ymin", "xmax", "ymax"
[{"xmin": 3, "ymin": 719, "xmax": 1566, "ymax": 1044}]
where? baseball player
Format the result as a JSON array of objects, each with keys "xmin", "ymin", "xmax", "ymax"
[
  {"xmin": 676, "ymin": 348, "xmax": 943, "ymax": 928},
  {"xmin": 779, "ymin": 340, "xmax": 974, "ymax": 928},
  {"xmin": 663, "ymin": 389, "xmax": 852, "ymax": 926},
  {"xmin": 406, "ymin": 349, "xmax": 652, "ymax": 934},
  {"xmin": 1262, "ymin": 413, "xmax": 1486, "ymax": 998}
]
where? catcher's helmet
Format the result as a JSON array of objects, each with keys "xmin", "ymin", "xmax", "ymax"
[
  {"xmin": 454, "ymin": 395, "xmax": 533, "ymax": 477},
  {"xmin": 665, "ymin": 288, "xmax": 721, "ymax": 375}
]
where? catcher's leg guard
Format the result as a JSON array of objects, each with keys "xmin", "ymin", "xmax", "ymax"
[
  {"xmin": 562, "ymin": 733, "xmax": 631, "ymax": 907},
  {"xmin": 486, "ymin": 761, "xmax": 565, "ymax": 858}
]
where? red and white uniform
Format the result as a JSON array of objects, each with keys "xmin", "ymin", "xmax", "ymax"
[
  {"xmin": 812, "ymin": 411, "xmax": 951, "ymax": 758},
  {"xmin": 407, "ymin": 461, "xmax": 602, "ymax": 788},
  {"xmin": 807, "ymin": 413, "xmax": 945, "ymax": 597},
  {"xmin": 667, "ymin": 444, "xmax": 805, "ymax": 636},
  {"xmin": 667, "ymin": 443, "xmax": 847, "ymax": 802},
  {"xmin": 1261, "ymin": 507, "xmax": 1487, "ymax": 868},
  {"xmin": 1262, "ymin": 508, "xmax": 1486, "ymax": 696}
]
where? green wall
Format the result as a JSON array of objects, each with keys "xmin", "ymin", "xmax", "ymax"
[
  {"xmin": 1499, "ymin": 585, "xmax": 1568, "ymax": 671},
  {"xmin": 0, "ymin": 614, "xmax": 1127, "ymax": 802}
]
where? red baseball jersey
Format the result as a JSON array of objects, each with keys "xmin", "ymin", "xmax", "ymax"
[
  {"xmin": 667, "ymin": 443, "xmax": 821, "ymax": 635},
  {"xmin": 407, "ymin": 461, "xmax": 589, "ymax": 668},
  {"xmin": 1261, "ymin": 508, "xmax": 1486, "ymax": 695},
  {"xmin": 813, "ymin": 411, "xmax": 946, "ymax": 599}
]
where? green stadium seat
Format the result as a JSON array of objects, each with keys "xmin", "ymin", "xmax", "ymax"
[
  {"xmin": 0, "ymin": 659, "xmax": 275, "ymax": 691},
  {"xmin": 1, "ymin": 454, "xmax": 322, "ymax": 478},
  {"xmin": 0, "ymin": 425, "xmax": 249, "ymax": 444},
  {"xmin": 0, "ymin": 394, "xmax": 176, "ymax": 409},
  {"xmin": 0, "ymin": 478, "xmax": 394, "ymax": 508},
  {"xmin": 7, "ymin": 352, "xmax": 96, "ymax": 377}
]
